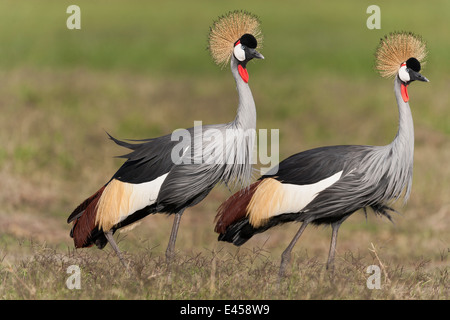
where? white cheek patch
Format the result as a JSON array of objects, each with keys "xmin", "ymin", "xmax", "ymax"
[
  {"xmin": 233, "ymin": 43, "xmax": 246, "ymax": 61},
  {"xmin": 398, "ymin": 65, "xmax": 410, "ymax": 82}
]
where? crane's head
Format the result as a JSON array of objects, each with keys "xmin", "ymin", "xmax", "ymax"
[
  {"xmin": 232, "ymin": 33, "xmax": 264, "ymax": 83},
  {"xmin": 208, "ymin": 11, "xmax": 264, "ymax": 82},
  {"xmin": 397, "ymin": 57, "xmax": 429, "ymax": 102},
  {"xmin": 375, "ymin": 31, "xmax": 428, "ymax": 102},
  {"xmin": 398, "ymin": 57, "xmax": 428, "ymax": 84}
]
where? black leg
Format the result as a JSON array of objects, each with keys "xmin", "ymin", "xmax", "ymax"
[
  {"xmin": 326, "ymin": 216, "xmax": 349, "ymax": 272},
  {"xmin": 165, "ymin": 208, "xmax": 185, "ymax": 263},
  {"xmin": 278, "ymin": 221, "xmax": 308, "ymax": 278},
  {"xmin": 104, "ymin": 230, "xmax": 127, "ymax": 269}
]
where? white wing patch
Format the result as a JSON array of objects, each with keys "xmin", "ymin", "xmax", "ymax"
[
  {"xmin": 118, "ymin": 173, "xmax": 169, "ymax": 223},
  {"xmin": 96, "ymin": 173, "xmax": 169, "ymax": 231},
  {"xmin": 246, "ymin": 170, "xmax": 343, "ymax": 228},
  {"xmin": 278, "ymin": 170, "xmax": 343, "ymax": 216}
]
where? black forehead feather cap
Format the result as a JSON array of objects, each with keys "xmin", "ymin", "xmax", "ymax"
[
  {"xmin": 239, "ymin": 33, "xmax": 258, "ymax": 49},
  {"xmin": 406, "ymin": 57, "xmax": 421, "ymax": 72}
]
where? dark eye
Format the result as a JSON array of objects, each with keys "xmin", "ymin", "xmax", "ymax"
[
  {"xmin": 241, "ymin": 45, "xmax": 246, "ymax": 50},
  {"xmin": 406, "ymin": 68, "xmax": 410, "ymax": 72}
]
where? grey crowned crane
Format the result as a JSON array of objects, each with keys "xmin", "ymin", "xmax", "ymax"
[
  {"xmin": 214, "ymin": 32, "xmax": 429, "ymax": 277},
  {"xmin": 67, "ymin": 11, "xmax": 264, "ymax": 266}
]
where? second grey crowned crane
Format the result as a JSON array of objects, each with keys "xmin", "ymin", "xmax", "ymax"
[
  {"xmin": 214, "ymin": 32, "xmax": 429, "ymax": 277},
  {"xmin": 67, "ymin": 11, "xmax": 264, "ymax": 266}
]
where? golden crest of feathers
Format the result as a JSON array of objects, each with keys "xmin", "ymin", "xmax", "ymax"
[
  {"xmin": 208, "ymin": 10, "xmax": 263, "ymax": 68},
  {"xmin": 375, "ymin": 31, "xmax": 427, "ymax": 78}
]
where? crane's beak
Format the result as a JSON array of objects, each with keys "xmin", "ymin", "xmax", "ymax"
[
  {"xmin": 410, "ymin": 70, "xmax": 429, "ymax": 82},
  {"xmin": 248, "ymin": 48, "xmax": 264, "ymax": 60}
]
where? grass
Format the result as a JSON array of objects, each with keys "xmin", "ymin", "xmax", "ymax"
[
  {"xmin": 0, "ymin": 240, "xmax": 447, "ymax": 300},
  {"xmin": 0, "ymin": 0, "xmax": 449, "ymax": 301}
]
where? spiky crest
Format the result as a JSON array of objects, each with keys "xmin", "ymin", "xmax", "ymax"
[
  {"xmin": 208, "ymin": 10, "xmax": 263, "ymax": 68},
  {"xmin": 375, "ymin": 31, "xmax": 427, "ymax": 78}
]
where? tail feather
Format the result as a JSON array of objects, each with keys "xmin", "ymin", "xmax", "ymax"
[
  {"xmin": 215, "ymin": 179, "xmax": 303, "ymax": 246},
  {"xmin": 217, "ymin": 217, "xmax": 254, "ymax": 245},
  {"xmin": 69, "ymin": 185, "xmax": 106, "ymax": 248},
  {"xmin": 214, "ymin": 180, "xmax": 262, "ymax": 234}
]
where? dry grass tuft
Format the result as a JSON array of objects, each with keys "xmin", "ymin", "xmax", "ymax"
[{"xmin": 0, "ymin": 241, "xmax": 448, "ymax": 300}]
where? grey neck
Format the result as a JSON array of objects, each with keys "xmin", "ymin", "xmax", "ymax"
[
  {"xmin": 230, "ymin": 57, "xmax": 257, "ymax": 130},
  {"xmin": 391, "ymin": 76, "xmax": 415, "ymax": 153},
  {"xmin": 387, "ymin": 75, "xmax": 415, "ymax": 201}
]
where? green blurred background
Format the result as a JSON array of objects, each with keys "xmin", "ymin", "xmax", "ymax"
[
  {"xmin": 1, "ymin": 0, "xmax": 449, "ymax": 75},
  {"xmin": 0, "ymin": 0, "xmax": 448, "ymax": 299}
]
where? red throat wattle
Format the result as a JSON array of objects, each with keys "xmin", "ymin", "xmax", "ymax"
[
  {"xmin": 401, "ymin": 83, "xmax": 409, "ymax": 102},
  {"xmin": 238, "ymin": 64, "xmax": 249, "ymax": 83}
]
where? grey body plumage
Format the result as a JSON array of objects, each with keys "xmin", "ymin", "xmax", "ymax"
[
  {"xmin": 301, "ymin": 76, "xmax": 415, "ymax": 222},
  {"xmin": 112, "ymin": 54, "xmax": 257, "ymax": 218},
  {"xmin": 156, "ymin": 56, "xmax": 257, "ymax": 212},
  {"xmin": 219, "ymin": 76, "xmax": 414, "ymax": 244}
]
